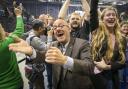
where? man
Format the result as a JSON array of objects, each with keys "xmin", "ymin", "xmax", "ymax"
[
  {"xmin": 26, "ymin": 19, "xmax": 48, "ymax": 51},
  {"xmin": 9, "ymin": 18, "xmax": 94, "ymax": 89},
  {"xmin": 46, "ymin": 18, "xmax": 94, "ymax": 89},
  {"xmin": 58, "ymin": 0, "xmax": 90, "ymax": 40},
  {"xmin": 25, "ymin": 19, "xmax": 53, "ymax": 89},
  {"xmin": 69, "ymin": 12, "xmax": 90, "ymax": 40}
]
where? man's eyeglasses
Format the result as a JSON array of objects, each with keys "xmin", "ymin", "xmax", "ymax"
[{"xmin": 52, "ymin": 25, "xmax": 69, "ymax": 30}]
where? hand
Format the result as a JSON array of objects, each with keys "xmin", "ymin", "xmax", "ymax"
[
  {"xmin": 14, "ymin": 6, "xmax": 22, "ymax": 16},
  {"xmin": 9, "ymin": 38, "xmax": 33, "ymax": 56},
  {"xmin": 45, "ymin": 47, "xmax": 67, "ymax": 65},
  {"xmin": 47, "ymin": 29, "xmax": 53, "ymax": 37},
  {"xmin": 94, "ymin": 59, "xmax": 111, "ymax": 70}
]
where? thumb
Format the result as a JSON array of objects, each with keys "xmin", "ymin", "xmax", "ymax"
[{"xmin": 94, "ymin": 61, "xmax": 98, "ymax": 65}]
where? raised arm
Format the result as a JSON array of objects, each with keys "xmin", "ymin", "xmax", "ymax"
[
  {"xmin": 81, "ymin": 0, "xmax": 90, "ymax": 21},
  {"xmin": 1, "ymin": 6, "xmax": 24, "ymax": 47},
  {"xmin": 11, "ymin": 7, "xmax": 24, "ymax": 37},
  {"xmin": 98, "ymin": 8, "xmax": 102, "ymax": 18},
  {"xmin": 90, "ymin": 0, "xmax": 99, "ymax": 32},
  {"xmin": 58, "ymin": 0, "xmax": 70, "ymax": 19}
]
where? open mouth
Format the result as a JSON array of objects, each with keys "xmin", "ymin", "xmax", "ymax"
[
  {"xmin": 107, "ymin": 19, "xmax": 115, "ymax": 24},
  {"xmin": 72, "ymin": 21, "xmax": 78, "ymax": 25},
  {"xmin": 123, "ymin": 29, "xmax": 128, "ymax": 32},
  {"xmin": 56, "ymin": 31, "xmax": 64, "ymax": 37}
]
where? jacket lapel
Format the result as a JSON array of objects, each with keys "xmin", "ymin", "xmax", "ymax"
[
  {"xmin": 52, "ymin": 38, "xmax": 75, "ymax": 88},
  {"xmin": 52, "ymin": 41, "xmax": 62, "ymax": 89},
  {"xmin": 52, "ymin": 64, "xmax": 61, "ymax": 89},
  {"xmin": 62, "ymin": 37, "xmax": 75, "ymax": 80}
]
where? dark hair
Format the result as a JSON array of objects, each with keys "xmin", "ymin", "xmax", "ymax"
[{"xmin": 32, "ymin": 19, "xmax": 44, "ymax": 30}]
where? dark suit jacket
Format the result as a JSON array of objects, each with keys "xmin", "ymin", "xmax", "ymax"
[{"xmin": 52, "ymin": 37, "xmax": 94, "ymax": 89}]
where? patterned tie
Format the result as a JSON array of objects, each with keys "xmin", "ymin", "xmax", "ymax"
[
  {"xmin": 45, "ymin": 42, "xmax": 52, "ymax": 89},
  {"xmin": 60, "ymin": 43, "xmax": 66, "ymax": 54},
  {"xmin": 57, "ymin": 43, "xmax": 65, "ymax": 89}
]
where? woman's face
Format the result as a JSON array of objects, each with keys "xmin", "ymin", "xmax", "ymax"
[
  {"xmin": 102, "ymin": 10, "xmax": 117, "ymax": 29},
  {"xmin": 121, "ymin": 23, "xmax": 128, "ymax": 36}
]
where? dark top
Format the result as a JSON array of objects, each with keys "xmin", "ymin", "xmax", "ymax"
[{"xmin": 70, "ymin": 20, "xmax": 90, "ymax": 41}]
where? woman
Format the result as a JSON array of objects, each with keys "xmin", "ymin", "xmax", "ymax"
[
  {"xmin": 0, "ymin": 7, "xmax": 24, "ymax": 89},
  {"xmin": 90, "ymin": 0, "xmax": 126, "ymax": 89},
  {"xmin": 120, "ymin": 21, "xmax": 128, "ymax": 89},
  {"xmin": 120, "ymin": 21, "xmax": 128, "ymax": 38}
]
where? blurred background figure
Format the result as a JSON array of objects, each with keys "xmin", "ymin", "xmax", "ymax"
[
  {"xmin": 119, "ymin": 21, "xmax": 128, "ymax": 89},
  {"xmin": 120, "ymin": 12, "xmax": 128, "ymax": 22}
]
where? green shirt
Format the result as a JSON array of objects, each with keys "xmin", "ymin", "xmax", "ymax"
[{"xmin": 0, "ymin": 17, "xmax": 24, "ymax": 89}]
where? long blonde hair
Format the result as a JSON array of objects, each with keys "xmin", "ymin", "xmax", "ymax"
[
  {"xmin": 91, "ymin": 7, "xmax": 125, "ymax": 64},
  {"xmin": 0, "ymin": 24, "xmax": 6, "ymax": 41}
]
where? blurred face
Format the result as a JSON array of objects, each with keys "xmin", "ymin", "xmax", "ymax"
[
  {"xmin": 102, "ymin": 10, "xmax": 117, "ymax": 29},
  {"xmin": 121, "ymin": 24, "xmax": 128, "ymax": 36},
  {"xmin": 39, "ymin": 14, "xmax": 48, "ymax": 27},
  {"xmin": 69, "ymin": 14, "xmax": 81, "ymax": 30},
  {"xmin": 53, "ymin": 19, "xmax": 70, "ymax": 44},
  {"xmin": 40, "ymin": 27, "xmax": 45, "ymax": 35},
  {"xmin": 38, "ymin": 26, "xmax": 45, "ymax": 35},
  {"xmin": 48, "ymin": 17, "xmax": 54, "ymax": 26}
]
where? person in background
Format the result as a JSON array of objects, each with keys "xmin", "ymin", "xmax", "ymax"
[
  {"xmin": 47, "ymin": 15, "xmax": 54, "ymax": 28},
  {"xmin": 25, "ymin": 19, "xmax": 53, "ymax": 89},
  {"xmin": 90, "ymin": 0, "xmax": 126, "ymax": 89},
  {"xmin": 119, "ymin": 21, "xmax": 128, "ymax": 89},
  {"xmin": 0, "ymin": 6, "xmax": 24, "ymax": 89},
  {"xmin": 120, "ymin": 12, "xmax": 128, "ymax": 22},
  {"xmin": 120, "ymin": 21, "xmax": 128, "ymax": 39},
  {"xmin": 39, "ymin": 14, "xmax": 49, "ymax": 28},
  {"xmin": 58, "ymin": 0, "xmax": 91, "ymax": 40},
  {"xmin": 38, "ymin": 14, "xmax": 55, "ymax": 89}
]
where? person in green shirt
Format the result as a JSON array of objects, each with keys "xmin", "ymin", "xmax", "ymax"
[{"xmin": 0, "ymin": 7, "xmax": 24, "ymax": 89}]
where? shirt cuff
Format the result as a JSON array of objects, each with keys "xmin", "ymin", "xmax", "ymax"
[
  {"xmin": 63, "ymin": 56, "xmax": 74, "ymax": 70},
  {"xmin": 94, "ymin": 66, "xmax": 102, "ymax": 74},
  {"xmin": 47, "ymin": 36, "xmax": 52, "ymax": 42}
]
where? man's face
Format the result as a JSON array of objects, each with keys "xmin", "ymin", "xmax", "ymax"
[
  {"xmin": 53, "ymin": 19, "xmax": 70, "ymax": 44},
  {"xmin": 39, "ymin": 14, "xmax": 48, "ymax": 27},
  {"xmin": 38, "ymin": 27, "xmax": 45, "ymax": 35},
  {"xmin": 69, "ymin": 14, "xmax": 81, "ymax": 30}
]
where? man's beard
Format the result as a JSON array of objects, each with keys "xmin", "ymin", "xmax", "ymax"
[{"xmin": 71, "ymin": 24, "xmax": 80, "ymax": 31}]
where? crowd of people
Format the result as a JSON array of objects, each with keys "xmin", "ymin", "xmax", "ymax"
[{"xmin": 0, "ymin": 0, "xmax": 128, "ymax": 89}]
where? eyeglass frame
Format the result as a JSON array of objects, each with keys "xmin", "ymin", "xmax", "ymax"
[{"xmin": 52, "ymin": 24, "xmax": 69, "ymax": 30}]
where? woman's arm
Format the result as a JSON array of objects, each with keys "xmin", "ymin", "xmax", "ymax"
[
  {"xmin": 90, "ymin": 0, "xmax": 99, "ymax": 32},
  {"xmin": 81, "ymin": 0, "xmax": 90, "ymax": 21}
]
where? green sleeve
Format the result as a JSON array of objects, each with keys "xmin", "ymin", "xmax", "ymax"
[
  {"xmin": 11, "ymin": 16, "xmax": 24, "ymax": 37},
  {"xmin": 0, "ymin": 16, "xmax": 24, "ymax": 50}
]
